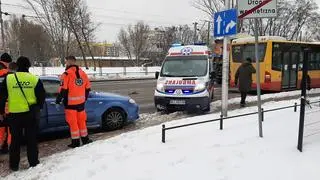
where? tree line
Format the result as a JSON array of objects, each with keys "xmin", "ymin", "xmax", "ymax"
[
  {"xmin": 4, "ymin": 0, "xmax": 97, "ymax": 69},
  {"xmin": 193, "ymin": 0, "xmax": 320, "ymax": 41},
  {"xmin": 3, "ymin": 0, "xmax": 319, "ymax": 68}
]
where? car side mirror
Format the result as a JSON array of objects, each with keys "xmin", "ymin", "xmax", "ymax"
[{"xmin": 155, "ymin": 71, "xmax": 159, "ymax": 79}]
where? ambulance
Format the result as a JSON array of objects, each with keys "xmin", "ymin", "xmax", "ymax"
[{"xmin": 154, "ymin": 44, "xmax": 215, "ymax": 113}]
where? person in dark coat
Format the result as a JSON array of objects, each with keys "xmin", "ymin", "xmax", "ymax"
[
  {"xmin": 0, "ymin": 57, "xmax": 46, "ymax": 171},
  {"xmin": 235, "ymin": 57, "xmax": 256, "ymax": 107}
]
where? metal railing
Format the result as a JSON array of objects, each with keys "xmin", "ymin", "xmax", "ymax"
[{"xmin": 161, "ymin": 100, "xmax": 320, "ymax": 143}]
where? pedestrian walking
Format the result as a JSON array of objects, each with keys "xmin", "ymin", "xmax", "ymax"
[
  {"xmin": 55, "ymin": 56, "xmax": 92, "ymax": 148},
  {"xmin": 235, "ymin": 57, "xmax": 256, "ymax": 107},
  {"xmin": 0, "ymin": 56, "xmax": 46, "ymax": 171}
]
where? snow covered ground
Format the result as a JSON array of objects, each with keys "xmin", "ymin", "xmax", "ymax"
[
  {"xmin": 29, "ymin": 66, "xmax": 161, "ymax": 80},
  {"xmin": 209, "ymin": 88, "xmax": 320, "ymax": 111},
  {"xmin": 137, "ymin": 88, "xmax": 320, "ymax": 127},
  {"xmin": 5, "ymin": 97, "xmax": 320, "ymax": 180}
]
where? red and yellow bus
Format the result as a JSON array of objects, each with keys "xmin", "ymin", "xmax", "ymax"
[{"xmin": 229, "ymin": 36, "xmax": 320, "ymax": 92}]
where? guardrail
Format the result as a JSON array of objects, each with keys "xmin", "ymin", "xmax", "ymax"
[{"xmin": 161, "ymin": 100, "xmax": 320, "ymax": 143}]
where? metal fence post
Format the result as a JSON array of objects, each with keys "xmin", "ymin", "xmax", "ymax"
[
  {"xmin": 123, "ymin": 66, "xmax": 127, "ymax": 76},
  {"xmin": 261, "ymin": 108, "xmax": 264, "ymax": 122},
  {"xmin": 99, "ymin": 66, "xmax": 102, "ymax": 76},
  {"xmin": 294, "ymin": 103, "xmax": 297, "ymax": 112},
  {"xmin": 42, "ymin": 66, "xmax": 46, "ymax": 76},
  {"xmin": 220, "ymin": 114, "xmax": 223, "ymax": 130},
  {"xmin": 162, "ymin": 124, "xmax": 166, "ymax": 143},
  {"xmin": 145, "ymin": 66, "xmax": 148, "ymax": 75}
]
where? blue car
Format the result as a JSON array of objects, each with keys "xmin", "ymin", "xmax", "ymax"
[{"xmin": 39, "ymin": 76, "xmax": 139, "ymax": 134}]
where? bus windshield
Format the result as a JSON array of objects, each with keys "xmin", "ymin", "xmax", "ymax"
[{"xmin": 160, "ymin": 56, "xmax": 208, "ymax": 77}]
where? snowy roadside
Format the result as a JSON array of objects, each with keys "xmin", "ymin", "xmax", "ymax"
[
  {"xmin": 0, "ymin": 89, "xmax": 319, "ymax": 178},
  {"xmin": 138, "ymin": 88, "xmax": 320, "ymax": 127},
  {"xmin": 5, "ymin": 97, "xmax": 320, "ymax": 180}
]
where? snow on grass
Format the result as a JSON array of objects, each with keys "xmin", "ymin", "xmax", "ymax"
[
  {"xmin": 137, "ymin": 89, "xmax": 320, "ymax": 127},
  {"xmin": 29, "ymin": 66, "xmax": 161, "ymax": 80},
  {"xmin": 5, "ymin": 97, "xmax": 320, "ymax": 180},
  {"xmin": 210, "ymin": 88, "xmax": 320, "ymax": 112}
]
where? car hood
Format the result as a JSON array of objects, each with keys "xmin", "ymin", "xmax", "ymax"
[{"xmin": 90, "ymin": 91, "xmax": 129, "ymax": 100}]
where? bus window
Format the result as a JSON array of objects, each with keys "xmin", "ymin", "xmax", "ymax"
[
  {"xmin": 309, "ymin": 53, "xmax": 315, "ymax": 70},
  {"xmin": 232, "ymin": 45, "xmax": 242, "ymax": 62},
  {"xmin": 316, "ymin": 53, "xmax": 320, "ymax": 70},
  {"xmin": 272, "ymin": 51, "xmax": 282, "ymax": 71},
  {"xmin": 232, "ymin": 44, "xmax": 266, "ymax": 63},
  {"xmin": 283, "ymin": 52, "xmax": 290, "ymax": 71}
]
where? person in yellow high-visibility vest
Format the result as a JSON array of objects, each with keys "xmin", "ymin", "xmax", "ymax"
[{"xmin": 0, "ymin": 56, "xmax": 46, "ymax": 172}]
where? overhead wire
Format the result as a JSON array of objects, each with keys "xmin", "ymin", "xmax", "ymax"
[
  {"xmin": 88, "ymin": 5, "xmax": 192, "ymax": 22},
  {"xmin": 2, "ymin": 3, "xmax": 194, "ymax": 28}
]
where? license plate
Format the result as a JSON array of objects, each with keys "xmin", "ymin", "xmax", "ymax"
[{"xmin": 170, "ymin": 100, "xmax": 186, "ymax": 105}]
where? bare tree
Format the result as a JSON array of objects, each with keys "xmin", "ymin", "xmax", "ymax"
[
  {"xmin": 25, "ymin": 0, "xmax": 97, "ymax": 69},
  {"xmin": 303, "ymin": 12, "xmax": 320, "ymax": 41},
  {"xmin": 78, "ymin": 3, "xmax": 98, "ymax": 70},
  {"xmin": 118, "ymin": 21, "xmax": 150, "ymax": 66},
  {"xmin": 25, "ymin": 0, "xmax": 68, "ymax": 65},
  {"xmin": 118, "ymin": 28, "xmax": 132, "ymax": 61},
  {"xmin": 192, "ymin": 0, "xmax": 224, "ymax": 17},
  {"xmin": 4, "ymin": 16, "xmax": 52, "ymax": 64},
  {"xmin": 176, "ymin": 25, "xmax": 194, "ymax": 45},
  {"xmin": 192, "ymin": 0, "xmax": 319, "ymax": 40}
]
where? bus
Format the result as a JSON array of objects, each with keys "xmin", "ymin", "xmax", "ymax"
[{"xmin": 229, "ymin": 36, "xmax": 320, "ymax": 92}]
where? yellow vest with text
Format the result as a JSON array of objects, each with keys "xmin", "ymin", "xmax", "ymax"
[{"xmin": 6, "ymin": 72, "xmax": 38, "ymax": 113}]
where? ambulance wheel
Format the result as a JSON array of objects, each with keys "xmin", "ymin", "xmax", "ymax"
[{"xmin": 102, "ymin": 108, "xmax": 126, "ymax": 131}]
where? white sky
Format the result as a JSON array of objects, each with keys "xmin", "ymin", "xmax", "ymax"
[
  {"xmin": 3, "ymin": 0, "xmax": 207, "ymax": 43},
  {"xmin": 2, "ymin": 0, "xmax": 320, "ymax": 42}
]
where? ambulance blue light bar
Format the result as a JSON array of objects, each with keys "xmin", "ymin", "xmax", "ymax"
[
  {"xmin": 194, "ymin": 42, "xmax": 207, "ymax": 46},
  {"xmin": 171, "ymin": 43, "xmax": 184, "ymax": 47}
]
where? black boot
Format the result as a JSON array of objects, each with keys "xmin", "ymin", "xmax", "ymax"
[
  {"xmin": 1, "ymin": 142, "xmax": 9, "ymax": 154},
  {"xmin": 81, "ymin": 136, "xmax": 93, "ymax": 145},
  {"xmin": 10, "ymin": 166, "xmax": 19, "ymax": 172},
  {"xmin": 68, "ymin": 139, "xmax": 81, "ymax": 148}
]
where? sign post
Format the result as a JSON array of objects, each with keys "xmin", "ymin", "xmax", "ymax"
[
  {"xmin": 297, "ymin": 48, "xmax": 310, "ymax": 152},
  {"xmin": 213, "ymin": 8, "xmax": 237, "ymax": 118},
  {"xmin": 238, "ymin": 0, "xmax": 277, "ymax": 138}
]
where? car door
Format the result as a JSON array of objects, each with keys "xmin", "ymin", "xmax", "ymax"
[
  {"xmin": 42, "ymin": 79, "xmax": 66, "ymax": 128},
  {"xmin": 85, "ymin": 97, "xmax": 98, "ymax": 123}
]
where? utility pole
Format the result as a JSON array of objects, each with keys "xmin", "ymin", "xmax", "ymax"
[
  {"xmin": 207, "ymin": 21, "xmax": 210, "ymax": 46},
  {"xmin": 221, "ymin": 0, "xmax": 230, "ymax": 117},
  {"xmin": 193, "ymin": 22, "xmax": 198, "ymax": 43},
  {"xmin": 0, "ymin": 0, "xmax": 5, "ymax": 51}
]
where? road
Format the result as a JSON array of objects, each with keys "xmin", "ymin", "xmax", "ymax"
[{"xmin": 91, "ymin": 79, "xmax": 241, "ymax": 113}]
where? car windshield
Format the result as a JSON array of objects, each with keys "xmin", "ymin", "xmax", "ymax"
[{"xmin": 160, "ymin": 56, "xmax": 208, "ymax": 77}]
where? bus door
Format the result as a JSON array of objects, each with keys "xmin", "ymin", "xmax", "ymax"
[{"xmin": 282, "ymin": 51, "xmax": 299, "ymax": 89}]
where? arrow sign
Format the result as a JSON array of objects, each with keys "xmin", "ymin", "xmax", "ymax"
[
  {"xmin": 216, "ymin": 15, "xmax": 222, "ymax": 35},
  {"xmin": 213, "ymin": 8, "xmax": 237, "ymax": 37},
  {"xmin": 225, "ymin": 20, "xmax": 236, "ymax": 33}
]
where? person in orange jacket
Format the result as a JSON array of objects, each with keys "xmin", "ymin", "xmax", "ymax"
[
  {"xmin": 56, "ymin": 56, "xmax": 93, "ymax": 148},
  {"xmin": 0, "ymin": 53, "xmax": 13, "ymax": 154}
]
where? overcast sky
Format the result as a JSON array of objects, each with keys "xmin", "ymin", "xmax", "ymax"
[{"xmin": 2, "ymin": 0, "xmax": 320, "ymax": 43}]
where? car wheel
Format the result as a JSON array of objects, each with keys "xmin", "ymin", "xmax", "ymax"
[{"xmin": 102, "ymin": 108, "xmax": 126, "ymax": 131}]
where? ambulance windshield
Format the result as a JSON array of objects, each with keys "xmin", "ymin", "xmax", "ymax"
[{"xmin": 160, "ymin": 56, "xmax": 208, "ymax": 77}]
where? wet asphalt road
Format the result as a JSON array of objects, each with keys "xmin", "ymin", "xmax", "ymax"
[{"xmin": 90, "ymin": 79, "xmax": 241, "ymax": 113}]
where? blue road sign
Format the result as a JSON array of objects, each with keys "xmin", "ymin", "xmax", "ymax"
[{"xmin": 213, "ymin": 9, "xmax": 237, "ymax": 37}]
